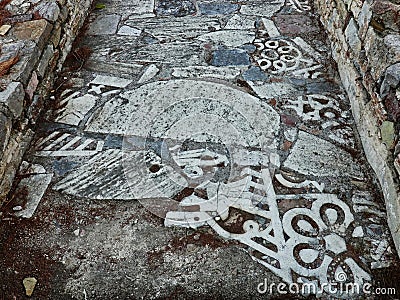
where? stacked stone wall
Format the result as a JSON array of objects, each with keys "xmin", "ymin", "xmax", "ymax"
[
  {"xmin": 314, "ymin": 0, "xmax": 400, "ymax": 250},
  {"xmin": 0, "ymin": 0, "xmax": 93, "ymax": 202}
]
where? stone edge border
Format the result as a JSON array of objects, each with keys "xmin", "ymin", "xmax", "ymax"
[
  {"xmin": 0, "ymin": 0, "xmax": 94, "ymax": 202},
  {"xmin": 314, "ymin": 0, "xmax": 400, "ymax": 252}
]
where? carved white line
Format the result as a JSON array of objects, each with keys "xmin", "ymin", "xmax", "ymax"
[
  {"xmin": 89, "ymin": 75, "xmax": 132, "ymax": 88},
  {"xmin": 35, "ymin": 132, "xmax": 104, "ymax": 157},
  {"xmin": 275, "ymin": 173, "xmax": 325, "ymax": 192},
  {"xmin": 172, "ymin": 66, "xmax": 241, "ymax": 80},
  {"xmin": 371, "ymin": 240, "xmax": 389, "ymax": 261},
  {"xmin": 138, "ymin": 64, "xmax": 160, "ymax": 84},
  {"xmin": 262, "ymin": 18, "xmax": 280, "ymax": 37},
  {"xmin": 352, "ymin": 205, "xmax": 386, "ymax": 217},
  {"xmin": 75, "ymin": 138, "xmax": 96, "ymax": 150},
  {"xmin": 172, "ymin": 148, "xmax": 229, "ymax": 168},
  {"xmin": 59, "ymin": 136, "xmax": 81, "ymax": 150},
  {"xmin": 291, "ymin": 64, "xmax": 323, "ymax": 78},
  {"xmin": 42, "ymin": 133, "xmax": 70, "ymax": 151},
  {"xmin": 352, "ymin": 198, "xmax": 379, "ymax": 207},
  {"xmin": 36, "ymin": 131, "xmax": 61, "ymax": 148},
  {"xmin": 285, "ymin": 94, "xmax": 343, "ymax": 122},
  {"xmin": 59, "ymin": 91, "xmax": 80, "ymax": 106},
  {"xmin": 292, "ymin": 37, "xmax": 323, "ymax": 61},
  {"xmin": 287, "ymin": 0, "xmax": 311, "ymax": 12}
]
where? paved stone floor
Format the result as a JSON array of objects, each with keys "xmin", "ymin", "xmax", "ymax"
[{"xmin": 1, "ymin": 0, "xmax": 400, "ymax": 299}]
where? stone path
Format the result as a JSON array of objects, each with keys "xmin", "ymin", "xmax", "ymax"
[{"xmin": 1, "ymin": 0, "xmax": 400, "ymax": 299}]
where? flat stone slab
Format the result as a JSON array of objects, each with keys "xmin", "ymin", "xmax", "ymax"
[
  {"xmin": 211, "ymin": 49, "xmax": 250, "ymax": 66},
  {"xmin": 87, "ymin": 14, "xmax": 121, "ymax": 35},
  {"xmin": 124, "ymin": 16, "xmax": 221, "ymax": 41},
  {"xmin": 197, "ymin": 30, "xmax": 255, "ymax": 47},
  {"xmin": 0, "ymin": 81, "xmax": 24, "ymax": 119},
  {"xmin": 13, "ymin": 172, "xmax": 53, "ymax": 218},
  {"xmin": 283, "ymin": 130, "xmax": 364, "ymax": 178},
  {"xmin": 85, "ymin": 80, "xmax": 280, "ymax": 149},
  {"xmin": 198, "ymin": 2, "xmax": 239, "ymax": 15}
]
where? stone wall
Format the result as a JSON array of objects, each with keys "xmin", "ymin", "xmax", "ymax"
[
  {"xmin": 0, "ymin": 0, "xmax": 93, "ymax": 202},
  {"xmin": 314, "ymin": 0, "xmax": 400, "ymax": 251}
]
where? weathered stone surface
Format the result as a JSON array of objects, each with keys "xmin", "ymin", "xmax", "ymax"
[
  {"xmin": 87, "ymin": 14, "xmax": 121, "ymax": 35},
  {"xmin": 155, "ymin": 0, "xmax": 196, "ymax": 16},
  {"xmin": 197, "ymin": 30, "xmax": 255, "ymax": 47},
  {"xmin": 380, "ymin": 121, "xmax": 395, "ymax": 149},
  {"xmin": 380, "ymin": 63, "xmax": 400, "ymax": 98},
  {"xmin": 89, "ymin": 40, "xmax": 203, "ymax": 66},
  {"xmin": 345, "ymin": 18, "xmax": 362, "ymax": 56},
  {"xmin": 137, "ymin": 64, "xmax": 159, "ymax": 83},
  {"xmin": 211, "ymin": 49, "xmax": 250, "ymax": 66},
  {"xmin": 198, "ymin": 1, "xmax": 239, "ymax": 15},
  {"xmin": 224, "ymin": 14, "xmax": 255, "ymax": 30},
  {"xmin": 1, "ymin": 41, "xmax": 40, "ymax": 86},
  {"xmin": 12, "ymin": 19, "xmax": 53, "ymax": 50},
  {"xmin": 0, "ymin": 112, "xmax": 11, "ymax": 159},
  {"xmin": 0, "ymin": 81, "xmax": 24, "ymax": 119},
  {"xmin": 33, "ymin": 0, "xmax": 61, "ymax": 22},
  {"xmin": 86, "ymin": 80, "xmax": 279, "ymax": 149},
  {"xmin": 384, "ymin": 34, "xmax": 400, "ymax": 64},
  {"xmin": 273, "ymin": 14, "xmax": 319, "ymax": 36},
  {"xmin": 371, "ymin": 0, "xmax": 400, "ymax": 33},
  {"xmin": 108, "ymin": 0, "xmax": 154, "ymax": 16},
  {"xmin": 55, "ymin": 93, "xmax": 98, "ymax": 126},
  {"xmin": 172, "ymin": 65, "xmax": 241, "ymax": 79},
  {"xmin": 242, "ymin": 66, "xmax": 268, "ymax": 81},
  {"xmin": 14, "ymin": 173, "xmax": 53, "ymax": 218},
  {"xmin": 26, "ymin": 71, "xmax": 39, "ymax": 100},
  {"xmin": 36, "ymin": 44, "xmax": 55, "ymax": 78},
  {"xmin": 125, "ymin": 16, "xmax": 221, "ymax": 41},
  {"xmin": 240, "ymin": 0, "xmax": 284, "ymax": 17},
  {"xmin": 117, "ymin": 25, "xmax": 141, "ymax": 36},
  {"xmin": 248, "ymin": 81, "xmax": 298, "ymax": 99},
  {"xmin": 0, "ymin": 129, "xmax": 33, "ymax": 201},
  {"xmin": 0, "ymin": 0, "xmax": 94, "ymax": 203},
  {"xmin": 284, "ymin": 131, "xmax": 363, "ymax": 178},
  {"xmin": 3, "ymin": 14, "xmax": 34, "ymax": 24}
]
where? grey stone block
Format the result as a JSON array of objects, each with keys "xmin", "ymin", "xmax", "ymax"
[
  {"xmin": 156, "ymin": 0, "xmax": 196, "ymax": 16},
  {"xmin": 37, "ymin": 45, "xmax": 55, "ymax": 78},
  {"xmin": 211, "ymin": 49, "xmax": 250, "ymax": 66},
  {"xmin": 384, "ymin": 34, "xmax": 400, "ymax": 64},
  {"xmin": 380, "ymin": 63, "xmax": 400, "ymax": 98},
  {"xmin": 198, "ymin": 2, "xmax": 239, "ymax": 15},
  {"xmin": 344, "ymin": 18, "xmax": 361, "ymax": 55},
  {"xmin": 0, "ymin": 112, "xmax": 11, "ymax": 160},
  {"xmin": 0, "ymin": 82, "xmax": 24, "ymax": 119},
  {"xmin": 12, "ymin": 19, "xmax": 53, "ymax": 51},
  {"xmin": 87, "ymin": 14, "xmax": 121, "ymax": 35},
  {"xmin": 34, "ymin": 1, "xmax": 61, "ymax": 22}
]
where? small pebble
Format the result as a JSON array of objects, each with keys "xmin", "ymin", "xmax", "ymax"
[
  {"xmin": 0, "ymin": 25, "xmax": 11, "ymax": 36},
  {"xmin": 13, "ymin": 206, "xmax": 23, "ymax": 211},
  {"xmin": 23, "ymin": 277, "xmax": 37, "ymax": 296}
]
